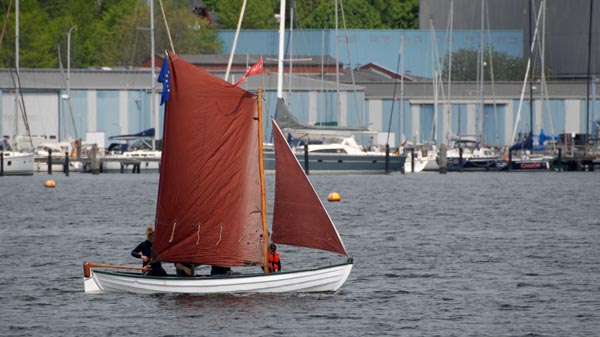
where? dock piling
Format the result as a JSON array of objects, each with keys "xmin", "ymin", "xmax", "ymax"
[
  {"xmin": 47, "ymin": 149, "xmax": 53, "ymax": 175},
  {"xmin": 64, "ymin": 151, "xmax": 70, "ymax": 176},
  {"xmin": 439, "ymin": 144, "xmax": 447, "ymax": 174}
]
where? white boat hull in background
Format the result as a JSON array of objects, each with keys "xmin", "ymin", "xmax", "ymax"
[
  {"xmin": 84, "ymin": 262, "xmax": 352, "ymax": 294},
  {"xmin": 1, "ymin": 151, "xmax": 34, "ymax": 175},
  {"xmin": 404, "ymin": 153, "xmax": 428, "ymax": 173}
]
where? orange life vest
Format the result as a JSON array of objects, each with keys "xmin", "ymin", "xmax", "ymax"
[{"xmin": 268, "ymin": 252, "xmax": 280, "ymax": 272}]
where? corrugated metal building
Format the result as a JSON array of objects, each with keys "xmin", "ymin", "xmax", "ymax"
[
  {"xmin": 1, "ymin": 66, "xmax": 598, "ymax": 149},
  {"xmin": 419, "ymin": 0, "xmax": 600, "ymax": 78}
]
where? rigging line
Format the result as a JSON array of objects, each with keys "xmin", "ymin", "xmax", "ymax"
[
  {"xmin": 431, "ymin": 24, "xmax": 449, "ymax": 143},
  {"xmin": 485, "ymin": 0, "xmax": 498, "ymax": 146},
  {"xmin": 6, "ymin": 63, "xmax": 34, "ymax": 149},
  {"xmin": 585, "ymin": 0, "xmax": 594, "ymax": 141},
  {"xmin": 338, "ymin": 0, "xmax": 364, "ymax": 131},
  {"xmin": 445, "ymin": 0, "xmax": 454, "ymax": 144},
  {"xmin": 510, "ymin": 3, "xmax": 543, "ymax": 146},
  {"xmin": 57, "ymin": 44, "xmax": 79, "ymax": 140},
  {"xmin": 225, "ymin": 0, "xmax": 247, "ymax": 82},
  {"xmin": 158, "ymin": 0, "xmax": 175, "ymax": 53},
  {"xmin": 0, "ymin": 0, "xmax": 13, "ymax": 52},
  {"xmin": 534, "ymin": 1, "xmax": 556, "ymax": 151},
  {"xmin": 385, "ymin": 41, "xmax": 403, "ymax": 146},
  {"xmin": 533, "ymin": 1, "xmax": 555, "ymax": 147},
  {"xmin": 126, "ymin": 2, "xmax": 141, "ymax": 71}
]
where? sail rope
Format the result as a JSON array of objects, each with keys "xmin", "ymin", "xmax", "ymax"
[
  {"xmin": 168, "ymin": 221, "xmax": 177, "ymax": 242},
  {"xmin": 238, "ymin": 224, "xmax": 246, "ymax": 242},
  {"xmin": 196, "ymin": 223, "xmax": 201, "ymax": 245},
  {"xmin": 216, "ymin": 225, "xmax": 223, "ymax": 245}
]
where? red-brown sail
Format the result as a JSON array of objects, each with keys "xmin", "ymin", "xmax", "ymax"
[
  {"xmin": 153, "ymin": 52, "xmax": 264, "ymax": 267},
  {"xmin": 271, "ymin": 120, "xmax": 348, "ymax": 256}
]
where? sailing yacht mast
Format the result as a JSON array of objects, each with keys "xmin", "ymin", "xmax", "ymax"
[
  {"xmin": 446, "ymin": 0, "xmax": 453, "ymax": 146},
  {"xmin": 257, "ymin": 88, "xmax": 269, "ymax": 274},
  {"xmin": 510, "ymin": 4, "xmax": 543, "ymax": 146},
  {"xmin": 585, "ymin": 0, "xmax": 594, "ymax": 150},
  {"xmin": 150, "ymin": 0, "xmax": 156, "ymax": 150},
  {"xmin": 277, "ymin": 0, "xmax": 286, "ymax": 99},
  {"xmin": 334, "ymin": 0, "xmax": 340, "ymax": 121},
  {"xmin": 14, "ymin": 0, "xmax": 19, "ymax": 148},
  {"xmin": 478, "ymin": 0, "xmax": 484, "ymax": 144}
]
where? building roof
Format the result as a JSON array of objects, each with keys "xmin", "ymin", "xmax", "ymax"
[
  {"xmin": 1, "ymin": 69, "xmax": 596, "ymax": 100},
  {"xmin": 0, "ymin": 68, "xmax": 359, "ymax": 92}
]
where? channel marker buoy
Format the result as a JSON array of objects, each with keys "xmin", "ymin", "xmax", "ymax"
[
  {"xmin": 44, "ymin": 180, "xmax": 56, "ymax": 188},
  {"xmin": 327, "ymin": 192, "xmax": 341, "ymax": 202}
]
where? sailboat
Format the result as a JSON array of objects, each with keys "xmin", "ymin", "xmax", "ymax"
[
  {"xmin": 1, "ymin": 0, "xmax": 34, "ymax": 176},
  {"xmin": 268, "ymin": 0, "xmax": 405, "ymax": 174},
  {"xmin": 83, "ymin": 52, "xmax": 352, "ymax": 294}
]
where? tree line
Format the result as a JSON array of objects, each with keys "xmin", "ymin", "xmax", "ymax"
[
  {"xmin": 1, "ymin": 0, "xmax": 534, "ymax": 80},
  {"xmin": 0, "ymin": 0, "xmax": 418, "ymax": 69}
]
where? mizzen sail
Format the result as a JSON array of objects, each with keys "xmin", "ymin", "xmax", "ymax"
[
  {"xmin": 271, "ymin": 120, "xmax": 348, "ymax": 256},
  {"xmin": 153, "ymin": 52, "xmax": 264, "ymax": 267}
]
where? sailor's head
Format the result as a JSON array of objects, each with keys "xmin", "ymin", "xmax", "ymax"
[
  {"xmin": 146, "ymin": 226, "xmax": 155, "ymax": 241},
  {"xmin": 269, "ymin": 243, "xmax": 277, "ymax": 252}
]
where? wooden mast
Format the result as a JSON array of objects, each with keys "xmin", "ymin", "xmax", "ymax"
[{"xmin": 257, "ymin": 88, "xmax": 269, "ymax": 273}]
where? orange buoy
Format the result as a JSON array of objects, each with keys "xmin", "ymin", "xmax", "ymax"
[
  {"xmin": 327, "ymin": 192, "xmax": 341, "ymax": 202},
  {"xmin": 44, "ymin": 180, "xmax": 56, "ymax": 188}
]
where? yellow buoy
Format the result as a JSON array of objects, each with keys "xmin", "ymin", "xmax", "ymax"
[
  {"xmin": 327, "ymin": 192, "xmax": 341, "ymax": 202},
  {"xmin": 44, "ymin": 180, "xmax": 56, "ymax": 188}
]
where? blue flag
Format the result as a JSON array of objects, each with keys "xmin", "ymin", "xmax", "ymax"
[{"xmin": 157, "ymin": 56, "xmax": 171, "ymax": 105}]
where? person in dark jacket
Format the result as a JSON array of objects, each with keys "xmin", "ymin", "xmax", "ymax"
[{"xmin": 131, "ymin": 226, "xmax": 167, "ymax": 276}]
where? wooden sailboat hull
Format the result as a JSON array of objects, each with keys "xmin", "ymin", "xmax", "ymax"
[{"xmin": 84, "ymin": 262, "xmax": 353, "ymax": 294}]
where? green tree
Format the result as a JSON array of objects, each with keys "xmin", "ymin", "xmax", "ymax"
[
  {"xmin": 443, "ymin": 49, "xmax": 528, "ymax": 81},
  {"xmin": 204, "ymin": 0, "xmax": 277, "ymax": 29},
  {"xmin": 371, "ymin": 0, "xmax": 419, "ymax": 29},
  {"xmin": 115, "ymin": 1, "xmax": 221, "ymax": 68},
  {"xmin": 0, "ymin": 0, "xmax": 57, "ymax": 68},
  {"xmin": 0, "ymin": 0, "xmax": 222, "ymax": 69},
  {"xmin": 295, "ymin": 0, "xmax": 382, "ymax": 29}
]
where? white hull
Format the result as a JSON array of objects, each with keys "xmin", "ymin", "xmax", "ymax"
[
  {"xmin": 101, "ymin": 160, "xmax": 160, "ymax": 173},
  {"xmin": 423, "ymin": 158, "xmax": 440, "ymax": 171},
  {"xmin": 1, "ymin": 151, "xmax": 34, "ymax": 175},
  {"xmin": 404, "ymin": 154, "xmax": 428, "ymax": 173},
  {"xmin": 84, "ymin": 262, "xmax": 352, "ymax": 294},
  {"xmin": 102, "ymin": 150, "xmax": 161, "ymax": 172}
]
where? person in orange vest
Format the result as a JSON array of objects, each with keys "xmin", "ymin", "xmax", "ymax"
[{"xmin": 268, "ymin": 243, "xmax": 281, "ymax": 272}]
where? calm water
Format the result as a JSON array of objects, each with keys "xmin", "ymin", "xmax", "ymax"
[{"xmin": 1, "ymin": 171, "xmax": 599, "ymax": 337}]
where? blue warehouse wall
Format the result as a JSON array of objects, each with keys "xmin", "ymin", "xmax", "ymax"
[
  {"xmin": 218, "ymin": 29, "xmax": 523, "ymax": 79},
  {"xmin": 59, "ymin": 90, "xmax": 88, "ymax": 141},
  {"xmin": 96, "ymin": 90, "xmax": 120, "ymax": 144},
  {"xmin": 127, "ymin": 90, "xmax": 152, "ymax": 134}
]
